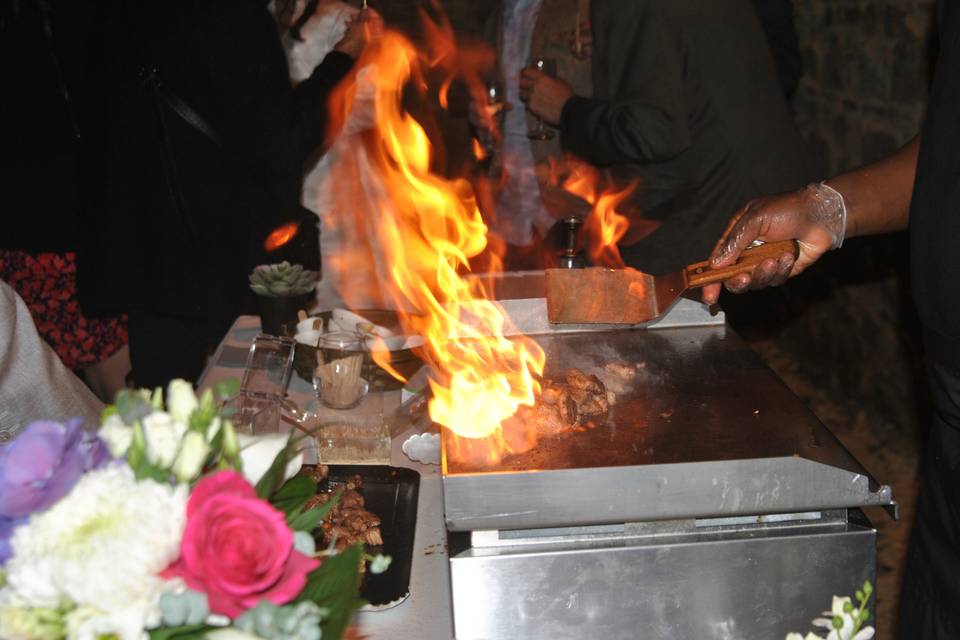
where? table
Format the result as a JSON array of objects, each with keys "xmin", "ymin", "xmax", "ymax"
[{"xmin": 199, "ymin": 316, "xmax": 454, "ymax": 640}]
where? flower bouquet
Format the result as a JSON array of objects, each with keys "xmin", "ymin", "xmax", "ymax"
[
  {"xmin": 0, "ymin": 379, "xmax": 386, "ymax": 640},
  {"xmin": 786, "ymin": 581, "xmax": 875, "ymax": 640}
]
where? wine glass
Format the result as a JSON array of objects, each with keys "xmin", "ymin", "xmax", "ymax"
[
  {"xmin": 527, "ymin": 56, "xmax": 557, "ymax": 141},
  {"xmin": 481, "ymin": 79, "xmax": 506, "ymax": 155}
]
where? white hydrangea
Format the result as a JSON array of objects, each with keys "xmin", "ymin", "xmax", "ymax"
[{"xmin": 1, "ymin": 465, "xmax": 188, "ymax": 640}]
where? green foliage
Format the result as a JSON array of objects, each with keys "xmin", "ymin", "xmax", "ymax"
[
  {"xmin": 126, "ymin": 423, "xmax": 169, "ymax": 483},
  {"xmin": 255, "ymin": 433, "xmax": 299, "ymax": 499},
  {"xmin": 249, "ymin": 262, "xmax": 317, "ymax": 297},
  {"xmin": 289, "ymin": 488, "xmax": 343, "ymax": 532},
  {"xmin": 297, "ymin": 544, "xmax": 366, "ymax": 640},
  {"xmin": 147, "ymin": 624, "xmax": 212, "ymax": 640},
  {"xmin": 271, "ymin": 475, "xmax": 319, "ymax": 519},
  {"xmin": 114, "ymin": 389, "xmax": 153, "ymax": 426}
]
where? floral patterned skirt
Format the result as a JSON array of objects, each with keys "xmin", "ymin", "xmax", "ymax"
[{"xmin": 0, "ymin": 250, "xmax": 128, "ymax": 371}]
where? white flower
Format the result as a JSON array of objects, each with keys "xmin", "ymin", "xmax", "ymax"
[
  {"xmin": 142, "ymin": 412, "xmax": 188, "ymax": 468},
  {"xmin": 99, "ymin": 413, "xmax": 133, "ymax": 458},
  {"xmin": 206, "ymin": 416, "xmax": 224, "ymax": 442},
  {"xmin": 167, "ymin": 380, "xmax": 199, "ymax": 424},
  {"xmin": 0, "ymin": 603, "xmax": 65, "ymax": 640},
  {"xmin": 206, "ymin": 629, "xmax": 264, "ymax": 640},
  {"xmin": 0, "ymin": 465, "xmax": 188, "ymax": 640},
  {"xmin": 66, "ymin": 605, "xmax": 150, "ymax": 640},
  {"xmin": 172, "ymin": 431, "xmax": 210, "ymax": 483},
  {"xmin": 237, "ymin": 434, "xmax": 303, "ymax": 486}
]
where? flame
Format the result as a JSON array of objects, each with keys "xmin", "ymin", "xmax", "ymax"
[
  {"xmin": 558, "ymin": 160, "xmax": 634, "ymax": 268},
  {"xmin": 326, "ymin": 31, "xmax": 544, "ymax": 459},
  {"xmin": 472, "ymin": 137, "xmax": 488, "ymax": 162},
  {"xmin": 264, "ymin": 222, "xmax": 299, "ymax": 252}
]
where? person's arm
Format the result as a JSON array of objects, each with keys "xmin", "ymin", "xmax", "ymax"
[
  {"xmin": 701, "ymin": 135, "xmax": 920, "ymax": 304},
  {"xmin": 558, "ymin": 3, "xmax": 690, "ymax": 165},
  {"xmin": 0, "ymin": 282, "xmax": 102, "ymax": 441}
]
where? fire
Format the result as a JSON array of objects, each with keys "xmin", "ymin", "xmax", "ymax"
[
  {"xmin": 325, "ymin": 30, "xmax": 544, "ymax": 455},
  {"xmin": 264, "ymin": 222, "xmax": 299, "ymax": 252},
  {"xmin": 557, "ymin": 159, "xmax": 635, "ymax": 268},
  {"xmin": 472, "ymin": 137, "xmax": 488, "ymax": 162}
]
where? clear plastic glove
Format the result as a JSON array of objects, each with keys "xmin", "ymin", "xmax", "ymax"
[
  {"xmin": 701, "ymin": 182, "xmax": 847, "ymax": 305},
  {"xmin": 334, "ymin": 7, "xmax": 383, "ymax": 59}
]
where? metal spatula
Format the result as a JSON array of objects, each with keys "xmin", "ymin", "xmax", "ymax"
[{"xmin": 545, "ymin": 240, "xmax": 799, "ymax": 324}]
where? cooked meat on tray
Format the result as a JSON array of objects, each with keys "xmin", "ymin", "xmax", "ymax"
[{"xmin": 304, "ymin": 466, "xmax": 383, "ymax": 551}]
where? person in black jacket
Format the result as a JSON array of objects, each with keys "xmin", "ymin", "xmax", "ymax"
[
  {"xmin": 518, "ymin": 0, "xmax": 814, "ymax": 275},
  {"xmin": 81, "ymin": 0, "xmax": 376, "ymax": 388}
]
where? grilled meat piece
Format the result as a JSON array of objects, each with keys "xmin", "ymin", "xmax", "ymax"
[
  {"xmin": 557, "ymin": 389, "xmax": 580, "ymax": 426},
  {"xmin": 565, "ymin": 369, "xmax": 605, "ymax": 395},
  {"xmin": 303, "ymin": 469, "xmax": 384, "ymax": 553}
]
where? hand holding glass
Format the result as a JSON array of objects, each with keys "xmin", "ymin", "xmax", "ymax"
[{"xmin": 527, "ymin": 57, "xmax": 557, "ymax": 140}]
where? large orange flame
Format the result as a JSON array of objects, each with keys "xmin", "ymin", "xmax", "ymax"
[
  {"xmin": 558, "ymin": 160, "xmax": 634, "ymax": 269},
  {"xmin": 326, "ymin": 31, "xmax": 544, "ymax": 456}
]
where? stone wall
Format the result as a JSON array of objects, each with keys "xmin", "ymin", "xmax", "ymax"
[{"xmin": 792, "ymin": 0, "xmax": 935, "ymax": 174}]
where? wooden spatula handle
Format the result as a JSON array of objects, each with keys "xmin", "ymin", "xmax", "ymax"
[{"xmin": 685, "ymin": 240, "xmax": 800, "ymax": 288}]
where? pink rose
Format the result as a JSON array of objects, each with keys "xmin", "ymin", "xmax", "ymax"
[{"xmin": 163, "ymin": 471, "xmax": 319, "ymax": 617}]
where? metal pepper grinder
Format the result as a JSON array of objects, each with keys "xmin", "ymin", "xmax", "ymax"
[{"xmin": 557, "ymin": 216, "xmax": 586, "ymax": 269}]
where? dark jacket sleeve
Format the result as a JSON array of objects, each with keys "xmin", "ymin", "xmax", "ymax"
[
  {"xmin": 200, "ymin": 0, "xmax": 352, "ymax": 190},
  {"xmin": 559, "ymin": 1, "xmax": 690, "ymax": 166}
]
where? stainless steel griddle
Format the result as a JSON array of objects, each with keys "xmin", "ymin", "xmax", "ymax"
[{"xmin": 439, "ymin": 301, "xmax": 895, "ymax": 640}]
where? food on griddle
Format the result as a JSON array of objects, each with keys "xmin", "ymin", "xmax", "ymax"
[
  {"xmin": 604, "ymin": 361, "xmax": 639, "ymax": 382},
  {"xmin": 519, "ymin": 367, "xmax": 611, "ymax": 434},
  {"xmin": 303, "ymin": 466, "xmax": 383, "ymax": 551}
]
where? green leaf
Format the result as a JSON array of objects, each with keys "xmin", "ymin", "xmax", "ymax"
[
  {"xmin": 116, "ymin": 390, "xmax": 153, "ymax": 425},
  {"xmin": 213, "ymin": 378, "xmax": 240, "ymax": 401},
  {"xmin": 127, "ymin": 422, "xmax": 147, "ymax": 471},
  {"xmin": 151, "ymin": 387, "xmax": 164, "ymax": 411},
  {"xmin": 254, "ymin": 432, "xmax": 298, "ymax": 499},
  {"xmin": 100, "ymin": 405, "xmax": 119, "ymax": 423},
  {"xmin": 202, "ymin": 423, "xmax": 225, "ymax": 471},
  {"xmin": 289, "ymin": 488, "xmax": 343, "ymax": 532},
  {"xmin": 271, "ymin": 475, "xmax": 317, "ymax": 519},
  {"xmin": 297, "ymin": 544, "xmax": 365, "ymax": 640},
  {"xmin": 148, "ymin": 624, "xmax": 212, "ymax": 640}
]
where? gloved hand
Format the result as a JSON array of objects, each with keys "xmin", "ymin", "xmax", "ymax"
[{"xmin": 702, "ymin": 182, "xmax": 847, "ymax": 305}]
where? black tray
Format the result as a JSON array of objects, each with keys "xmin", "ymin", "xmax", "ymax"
[{"xmin": 317, "ymin": 465, "xmax": 421, "ymax": 607}]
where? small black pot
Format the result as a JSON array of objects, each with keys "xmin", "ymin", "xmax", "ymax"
[{"xmin": 257, "ymin": 293, "xmax": 310, "ymax": 336}]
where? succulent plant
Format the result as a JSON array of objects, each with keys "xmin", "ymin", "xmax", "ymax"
[{"xmin": 249, "ymin": 262, "xmax": 317, "ymax": 297}]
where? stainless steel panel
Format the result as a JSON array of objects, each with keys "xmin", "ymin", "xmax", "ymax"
[
  {"xmin": 450, "ymin": 515, "xmax": 877, "ymax": 640},
  {"xmin": 443, "ymin": 456, "xmax": 891, "ymax": 531},
  {"xmin": 442, "ymin": 326, "xmax": 893, "ymax": 530}
]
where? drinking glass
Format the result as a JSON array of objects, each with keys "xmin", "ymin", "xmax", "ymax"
[
  {"xmin": 313, "ymin": 332, "xmax": 369, "ymax": 409},
  {"xmin": 240, "ymin": 334, "xmax": 295, "ymax": 399},
  {"xmin": 527, "ymin": 56, "xmax": 557, "ymax": 141},
  {"xmin": 484, "ymin": 79, "xmax": 506, "ymax": 145}
]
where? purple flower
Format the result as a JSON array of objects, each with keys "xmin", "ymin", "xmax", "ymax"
[{"xmin": 0, "ymin": 419, "xmax": 109, "ymax": 562}]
